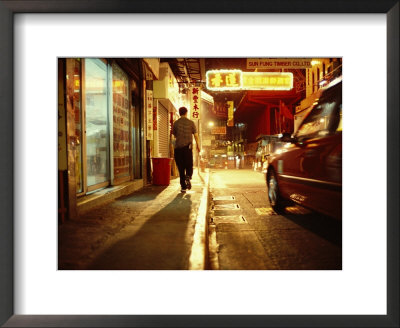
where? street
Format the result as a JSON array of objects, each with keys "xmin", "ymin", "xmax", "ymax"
[{"xmin": 208, "ymin": 169, "xmax": 342, "ymax": 270}]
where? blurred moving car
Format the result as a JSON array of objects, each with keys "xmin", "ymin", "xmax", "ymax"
[{"xmin": 266, "ymin": 77, "xmax": 342, "ymax": 219}]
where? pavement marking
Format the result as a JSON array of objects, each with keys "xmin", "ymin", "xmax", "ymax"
[
  {"xmin": 212, "ymin": 215, "xmax": 247, "ymax": 224},
  {"xmin": 188, "ymin": 171, "xmax": 209, "ymax": 270},
  {"xmin": 212, "ymin": 196, "xmax": 235, "ymax": 201},
  {"xmin": 212, "ymin": 203, "xmax": 240, "ymax": 210},
  {"xmin": 255, "ymin": 207, "xmax": 275, "ymax": 216}
]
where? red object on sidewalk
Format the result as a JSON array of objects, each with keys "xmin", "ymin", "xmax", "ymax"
[{"xmin": 152, "ymin": 158, "xmax": 172, "ymax": 186}]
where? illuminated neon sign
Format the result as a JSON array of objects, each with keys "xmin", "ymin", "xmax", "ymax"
[
  {"xmin": 206, "ymin": 70, "xmax": 293, "ymax": 91},
  {"xmin": 242, "ymin": 72, "xmax": 293, "ymax": 90},
  {"xmin": 206, "ymin": 70, "xmax": 242, "ymax": 91}
]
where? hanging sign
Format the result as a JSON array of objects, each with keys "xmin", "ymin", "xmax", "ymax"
[
  {"xmin": 206, "ymin": 70, "xmax": 293, "ymax": 91},
  {"xmin": 153, "ymin": 100, "xmax": 158, "ymax": 131},
  {"xmin": 227, "ymin": 101, "xmax": 234, "ymax": 127},
  {"xmin": 146, "ymin": 90, "xmax": 153, "ymax": 140},
  {"xmin": 190, "ymin": 87, "xmax": 201, "ymax": 120},
  {"xmin": 206, "ymin": 70, "xmax": 242, "ymax": 91},
  {"xmin": 246, "ymin": 58, "xmax": 312, "ymax": 69},
  {"xmin": 242, "ymin": 72, "xmax": 293, "ymax": 90},
  {"xmin": 211, "ymin": 126, "xmax": 227, "ymax": 135},
  {"xmin": 213, "ymin": 101, "xmax": 228, "ymax": 119}
]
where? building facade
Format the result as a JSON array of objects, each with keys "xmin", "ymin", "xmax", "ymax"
[
  {"xmin": 58, "ymin": 58, "xmax": 209, "ymax": 222},
  {"xmin": 58, "ymin": 58, "xmax": 156, "ymax": 221}
]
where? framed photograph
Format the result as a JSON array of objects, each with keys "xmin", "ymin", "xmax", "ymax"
[{"xmin": 0, "ymin": 1, "xmax": 398, "ymax": 327}]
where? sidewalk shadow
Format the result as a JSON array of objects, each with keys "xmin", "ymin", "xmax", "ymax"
[
  {"xmin": 87, "ymin": 193, "xmax": 194, "ymax": 270},
  {"xmin": 117, "ymin": 185, "xmax": 169, "ymax": 202}
]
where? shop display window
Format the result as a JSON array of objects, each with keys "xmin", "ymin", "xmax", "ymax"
[
  {"xmin": 85, "ymin": 58, "xmax": 109, "ymax": 187},
  {"xmin": 112, "ymin": 63, "xmax": 130, "ymax": 182}
]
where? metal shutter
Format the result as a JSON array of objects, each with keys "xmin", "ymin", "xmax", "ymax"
[{"xmin": 158, "ymin": 103, "xmax": 169, "ymax": 158}]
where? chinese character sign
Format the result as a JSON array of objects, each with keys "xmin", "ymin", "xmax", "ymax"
[
  {"xmin": 190, "ymin": 87, "xmax": 201, "ymax": 120},
  {"xmin": 213, "ymin": 102, "xmax": 228, "ymax": 119},
  {"xmin": 153, "ymin": 101, "xmax": 158, "ymax": 131},
  {"xmin": 146, "ymin": 90, "xmax": 153, "ymax": 140},
  {"xmin": 211, "ymin": 126, "xmax": 227, "ymax": 135},
  {"xmin": 206, "ymin": 70, "xmax": 242, "ymax": 91},
  {"xmin": 206, "ymin": 70, "xmax": 293, "ymax": 91},
  {"xmin": 242, "ymin": 72, "xmax": 293, "ymax": 90},
  {"xmin": 227, "ymin": 101, "xmax": 234, "ymax": 127}
]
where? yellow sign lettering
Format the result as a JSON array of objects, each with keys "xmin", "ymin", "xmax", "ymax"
[{"xmin": 206, "ymin": 70, "xmax": 293, "ymax": 91}]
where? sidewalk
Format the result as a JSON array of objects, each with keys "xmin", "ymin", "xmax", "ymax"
[{"xmin": 58, "ymin": 168, "xmax": 210, "ymax": 270}]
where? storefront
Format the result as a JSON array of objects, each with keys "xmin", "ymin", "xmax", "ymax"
[
  {"xmin": 153, "ymin": 62, "xmax": 182, "ymax": 158},
  {"xmin": 58, "ymin": 58, "xmax": 145, "ymax": 220}
]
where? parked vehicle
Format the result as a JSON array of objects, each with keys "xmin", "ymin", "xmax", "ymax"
[
  {"xmin": 266, "ymin": 77, "xmax": 342, "ymax": 219},
  {"xmin": 208, "ymin": 155, "xmax": 228, "ymax": 169}
]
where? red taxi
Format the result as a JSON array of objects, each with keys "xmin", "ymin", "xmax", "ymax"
[{"xmin": 266, "ymin": 78, "xmax": 342, "ymax": 219}]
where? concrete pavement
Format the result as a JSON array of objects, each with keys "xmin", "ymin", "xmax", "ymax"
[{"xmin": 58, "ymin": 168, "xmax": 209, "ymax": 270}]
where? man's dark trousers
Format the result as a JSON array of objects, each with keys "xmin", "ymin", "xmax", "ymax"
[{"xmin": 174, "ymin": 144, "xmax": 193, "ymax": 189}]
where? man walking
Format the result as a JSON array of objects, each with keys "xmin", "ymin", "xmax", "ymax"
[{"xmin": 172, "ymin": 107, "xmax": 200, "ymax": 193}]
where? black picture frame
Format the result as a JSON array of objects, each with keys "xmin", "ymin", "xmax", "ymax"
[{"xmin": 0, "ymin": 1, "xmax": 398, "ymax": 327}]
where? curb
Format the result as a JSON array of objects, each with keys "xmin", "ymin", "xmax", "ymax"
[{"xmin": 188, "ymin": 169, "xmax": 210, "ymax": 270}]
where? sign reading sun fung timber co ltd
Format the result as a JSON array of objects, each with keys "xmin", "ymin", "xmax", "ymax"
[{"xmin": 246, "ymin": 58, "xmax": 312, "ymax": 69}]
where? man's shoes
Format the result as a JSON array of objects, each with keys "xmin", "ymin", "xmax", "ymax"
[
  {"xmin": 185, "ymin": 176, "xmax": 191, "ymax": 190},
  {"xmin": 181, "ymin": 188, "xmax": 186, "ymax": 193}
]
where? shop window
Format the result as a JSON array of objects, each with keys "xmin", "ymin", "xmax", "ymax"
[
  {"xmin": 85, "ymin": 58, "xmax": 109, "ymax": 189},
  {"xmin": 112, "ymin": 62, "xmax": 130, "ymax": 183}
]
